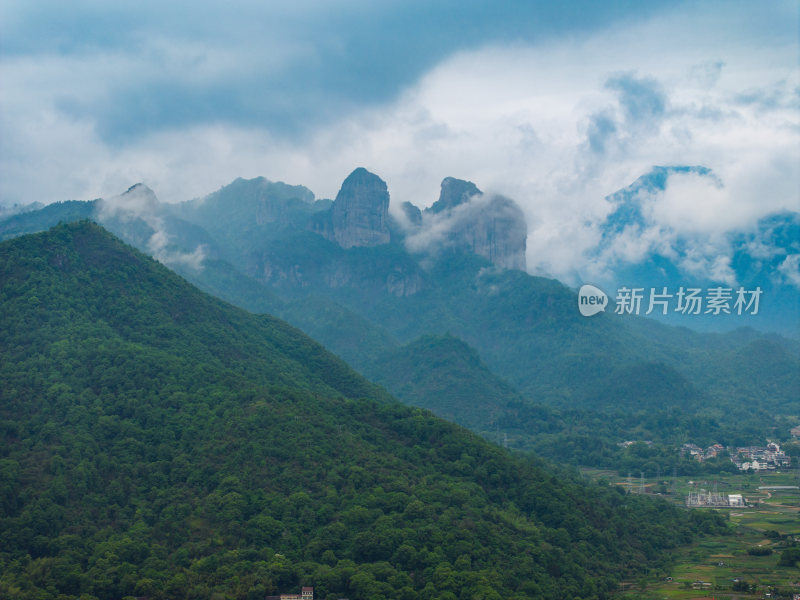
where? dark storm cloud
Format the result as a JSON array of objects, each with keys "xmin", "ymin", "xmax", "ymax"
[{"xmin": 1, "ymin": 0, "xmax": 676, "ymax": 144}]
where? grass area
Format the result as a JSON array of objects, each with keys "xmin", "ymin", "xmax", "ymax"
[{"xmin": 582, "ymin": 470, "xmax": 800, "ymax": 599}]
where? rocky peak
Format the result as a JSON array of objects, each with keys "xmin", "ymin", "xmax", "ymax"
[
  {"xmin": 98, "ymin": 183, "xmax": 160, "ymax": 218},
  {"xmin": 401, "ymin": 201, "xmax": 423, "ymax": 227},
  {"xmin": 407, "ymin": 177, "xmax": 527, "ymax": 271},
  {"xmin": 467, "ymin": 194, "xmax": 527, "ymax": 271},
  {"xmin": 428, "ymin": 177, "xmax": 482, "ymax": 214},
  {"xmin": 330, "ymin": 168, "xmax": 391, "ymax": 248}
]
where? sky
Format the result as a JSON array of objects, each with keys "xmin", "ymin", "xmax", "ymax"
[{"xmin": 1, "ymin": 0, "xmax": 798, "ymax": 281}]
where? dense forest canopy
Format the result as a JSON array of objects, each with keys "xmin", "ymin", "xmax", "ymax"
[
  {"xmin": 0, "ymin": 222, "xmax": 727, "ymax": 599},
  {"xmin": 2, "ymin": 196, "xmax": 797, "ymax": 475}
]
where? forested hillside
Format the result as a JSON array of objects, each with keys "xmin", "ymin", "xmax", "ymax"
[
  {"xmin": 0, "ymin": 222, "xmax": 727, "ymax": 599},
  {"xmin": 2, "ymin": 190, "xmax": 798, "ymax": 474}
]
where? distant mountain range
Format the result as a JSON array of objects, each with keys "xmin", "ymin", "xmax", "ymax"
[
  {"xmin": 3, "ymin": 165, "xmax": 796, "ymax": 334},
  {"xmin": 1, "ymin": 168, "xmax": 797, "ymax": 454}
]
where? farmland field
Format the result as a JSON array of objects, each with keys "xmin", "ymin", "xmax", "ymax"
[{"xmin": 582, "ymin": 469, "xmax": 800, "ymax": 599}]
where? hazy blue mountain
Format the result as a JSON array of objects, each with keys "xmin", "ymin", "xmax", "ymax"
[
  {"xmin": 589, "ymin": 166, "xmax": 799, "ymax": 334},
  {"xmin": 0, "ymin": 200, "xmax": 95, "ymax": 241},
  {"xmin": 170, "ymin": 176, "xmax": 320, "ymax": 262},
  {"xmin": 170, "ymin": 171, "xmax": 428, "ymax": 299}
]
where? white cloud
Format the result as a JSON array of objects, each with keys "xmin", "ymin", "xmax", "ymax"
[
  {"xmin": 679, "ymin": 247, "xmax": 737, "ymax": 286},
  {"xmin": 777, "ymin": 254, "xmax": 800, "ymax": 288},
  {"xmin": 649, "ymin": 172, "xmax": 731, "ymax": 233},
  {"xmin": 0, "ymin": 2, "xmax": 797, "ymax": 285},
  {"xmin": 158, "ymin": 244, "xmax": 208, "ymax": 272},
  {"xmin": 96, "ymin": 184, "xmax": 207, "ymax": 271}
]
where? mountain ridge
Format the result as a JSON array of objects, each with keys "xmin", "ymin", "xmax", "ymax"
[
  {"xmin": 0, "ymin": 170, "xmax": 797, "ymax": 461},
  {"xmin": 0, "ymin": 220, "xmax": 726, "ymax": 598}
]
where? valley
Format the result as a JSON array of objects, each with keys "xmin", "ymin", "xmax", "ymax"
[{"xmin": 3, "ymin": 3, "xmax": 797, "ymax": 599}]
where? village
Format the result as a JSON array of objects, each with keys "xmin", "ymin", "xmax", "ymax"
[
  {"xmin": 680, "ymin": 441, "xmax": 793, "ymax": 471},
  {"xmin": 265, "ymin": 587, "xmax": 316, "ymax": 600}
]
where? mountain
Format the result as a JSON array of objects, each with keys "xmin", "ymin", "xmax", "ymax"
[
  {"xmin": 170, "ymin": 169, "xmax": 527, "ymax": 292},
  {"xmin": 169, "ymin": 176, "xmax": 320, "ymax": 265},
  {"xmin": 403, "ymin": 176, "xmax": 528, "ymax": 271},
  {"xmin": 0, "ymin": 170, "xmax": 797, "ymax": 461},
  {"xmin": 172, "ymin": 171, "xmax": 427, "ymax": 299},
  {"xmin": 587, "ymin": 165, "xmax": 800, "ymax": 334},
  {"xmin": 0, "ymin": 199, "xmax": 95, "ymax": 240},
  {"xmin": 319, "ymin": 167, "xmax": 392, "ymax": 248},
  {"xmin": 0, "ymin": 221, "xmax": 726, "ymax": 599},
  {"xmin": 364, "ymin": 333, "xmax": 527, "ymax": 429}
]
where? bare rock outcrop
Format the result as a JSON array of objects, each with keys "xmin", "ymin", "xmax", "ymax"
[{"xmin": 329, "ymin": 168, "xmax": 391, "ymax": 248}]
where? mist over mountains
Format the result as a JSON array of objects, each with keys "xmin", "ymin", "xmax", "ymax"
[
  {"xmin": 2, "ymin": 164, "xmax": 796, "ymax": 333},
  {"xmin": 1, "ymin": 166, "xmax": 797, "ymax": 456},
  {"xmin": 2, "ymin": 4, "xmax": 797, "ymax": 598},
  {"xmin": 584, "ymin": 166, "xmax": 800, "ymax": 333}
]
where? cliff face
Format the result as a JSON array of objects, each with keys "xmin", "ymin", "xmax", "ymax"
[
  {"xmin": 329, "ymin": 168, "xmax": 391, "ymax": 248},
  {"xmin": 404, "ymin": 177, "xmax": 527, "ymax": 271},
  {"xmin": 246, "ymin": 169, "xmax": 423, "ymax": 297},
  {"xmin": 318, "ymin": 170, "xmax": 526, "ymax": 271},
  {"xmin": 429, "ymin": 177, "xmax": 482, "ymax": 214},
  {"xmin": 460, "ymin": 194, "xmax": 527, "ymax": 271},
  {"xmin": 130, "ymin": 168, "xmax": 527, "ymax": 300}
]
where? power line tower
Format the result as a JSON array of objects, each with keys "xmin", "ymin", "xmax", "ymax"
[
  {"xmin": 639, "ymin": 472, "xmax": 646, "ymax": 495},
  {"xmin": 795, "ymin": 457, "xmax": 800, "ymax": 507},
  {"xmin": 712, "ymin": 480, "xmax": 721, "ymax": 506},
  {"xmin": 686, "ymin": 481, "xmax": 699, "ymax": 507}
]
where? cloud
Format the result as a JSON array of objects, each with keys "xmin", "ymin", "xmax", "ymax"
[
  {"xmin": 583, "ymin": 73, "xmax": 668, "ymax": 159},
  {"xmin": 96, "ymin": 184, "xmax": 207, "ymax": 271},
  {"xmin": 652, "ymin": 172, "xmax": 733, "ymax": 232},
  {"xmin": 158, "ymin": 244, "xmax": 208, "ymax": 272},
  {"xmin": 97, "ymin": 184, "xmax": 160, "ymax": 219},
  {"xmin": 0, "ymin": 0, "xmax": 677, "ymax": 145},
  {"xmin": 606, "ymin": 74, "xmax": 667, "ymax": 126},
  {"xmin": 678, "ymin": 245, "xmax": 737, "ymax": 286},
  {"xmin": 585, "ymin": 111, "xmax": 618, "ymax": 156},
  {"xmin": 777, "ymin": 254, "xmax": 800, "ymax": 288},
  {"xmin": 581, "ymin": 167, "xmax": 781, "ymax": 285},
  {"xmin": 0, "ymin": 0, "xmax": 797, "ymax": 286},
  {"xmin": 403, "ymin": 190, "xmax": 502, "ymax": 252}
]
